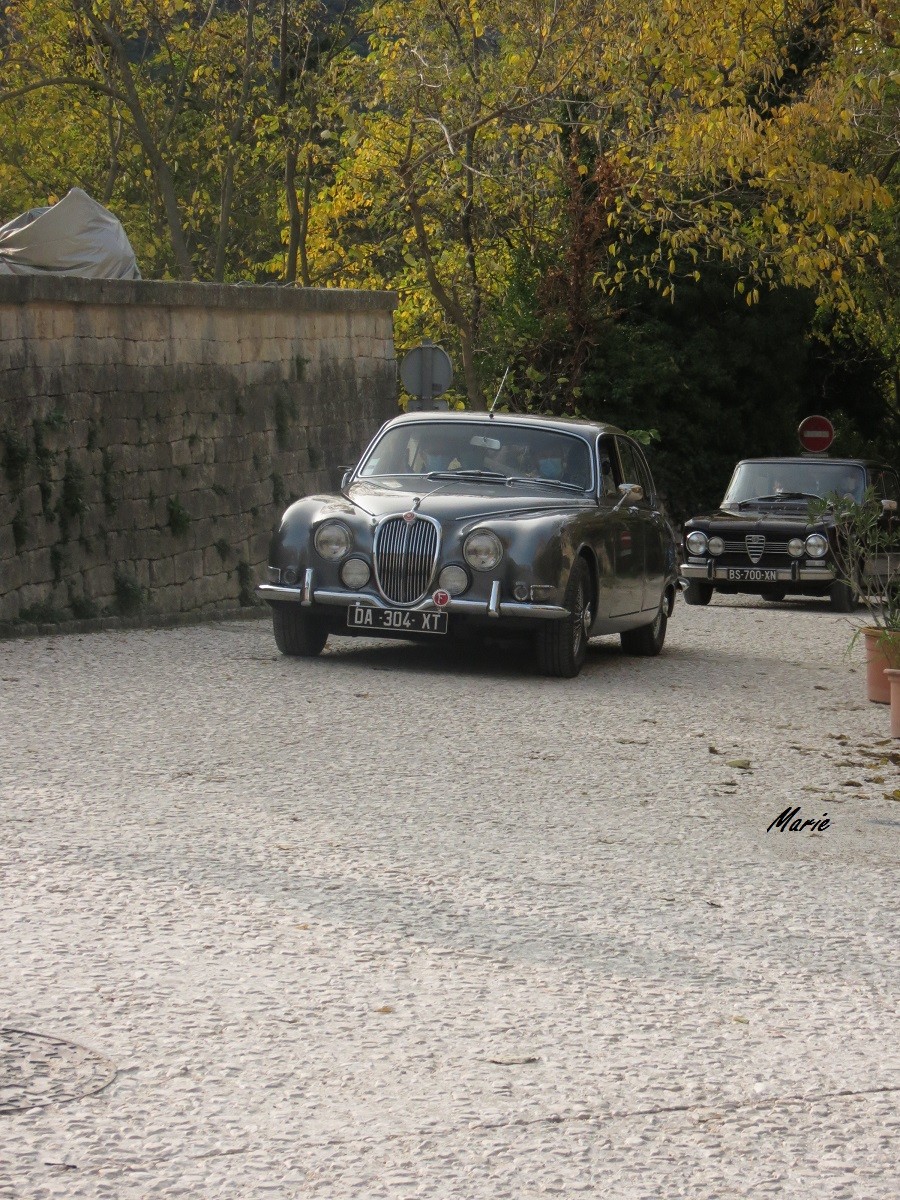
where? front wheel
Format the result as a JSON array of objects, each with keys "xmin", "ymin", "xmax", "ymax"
[
  {"xmin": 536, "ymin": 558, "xmax": 592, "ymax": 678},
  {"xmin": 682, "ymin": 581, "xmax": 713, "ymax": 606},
  {"xmin": 271, "ymin": 602, "xmax": 329, "ymax": 657},
  {"xmin": 620, "ymin": 603, "xmax": 668, "ymax": 657},
  {"xmin": 829, "ymin": 580, "xmax": 859, "ymax": 613}
]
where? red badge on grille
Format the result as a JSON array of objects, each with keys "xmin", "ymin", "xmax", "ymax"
[
  {"xmin": 402, "ymin": 510, "xmax": 416, "ymax": 524},
  {"xmin": 433, "ymin": 589, "xmax": 450, "ymax": 607}
]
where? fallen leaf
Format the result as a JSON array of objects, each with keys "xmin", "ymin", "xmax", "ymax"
[
  {"xmin": 726, "ymin": 758, "xmax": 751, "ymax": 769},
  {"xmin": 487, "ymin": 1056, "xmax": 539, "ymax": 1066},
  {"xmin": 887, "ymin": 790, "xmax": 900, "ymax": 802},
  {"xmin": 842, "ymin": 780, "xmax": 863, "ymax": 788},
  {"xmin": 866, "ymin": 775, "xmax": 885, "ymax": 784},
  {"xmin": 708, "ymin": 746, "xmax": 720, "ymax": 754},
  {"xmin": 732, "ymin": 1016, "xmax": 749, "ymax": 1024},
  {"xmin": 374, "ymin": 1005, "xmax": 394, "ymax": 1014}
]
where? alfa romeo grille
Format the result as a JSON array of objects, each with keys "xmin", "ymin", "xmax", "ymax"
[
  {"xmin": 374, "ymin": 515, "xmax": 439, "ymax": 604},
  {"xmin": 745, "ymin": 535, "xmax": 766, "ymax": 563},
  {"xmin": 722, "ymin": 539, "xmax": 791, "ymax": 557}
]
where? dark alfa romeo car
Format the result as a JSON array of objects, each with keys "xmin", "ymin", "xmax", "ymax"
[
  {"xmin": 257, "ymin": 412, "xmax": 679, "ymax": 677},
  {"xmin": 680, "ymin": 456, "xmax": 900, "ymax": 611}
]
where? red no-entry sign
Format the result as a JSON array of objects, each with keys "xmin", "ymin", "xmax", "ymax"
[{"xmin": 798, "ymin": 415, "xmax": 835, "ymax": 454}]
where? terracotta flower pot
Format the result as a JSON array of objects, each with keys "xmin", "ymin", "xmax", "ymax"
[
  {"xmin": 885, "ymin": 669, "xmax": 900, "ymax": 737},
  {"xmin": 862, "ymin": 627, "xmax": 900, "ymax": 704}
]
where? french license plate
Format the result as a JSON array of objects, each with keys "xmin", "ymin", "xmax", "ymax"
[
  {"xmin": 726, "ymin": 568, "xmax": 778, "ymax": 582},
  {"xmin": 347, "ymin": 606, "xmax": 448, "ymax": 635}
]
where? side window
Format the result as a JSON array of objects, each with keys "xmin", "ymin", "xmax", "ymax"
[
  {"xmin": 616, "ymin": 439, "xmax": 653, "ymax": 500},
  {"xmin": 597, "ymin": 437, "xmax": 619, "ymax": 497}
]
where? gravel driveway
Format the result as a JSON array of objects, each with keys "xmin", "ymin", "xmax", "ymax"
[{"xmin": 1, "ymin": 597, "xmax": 897, "ymax": 1199}]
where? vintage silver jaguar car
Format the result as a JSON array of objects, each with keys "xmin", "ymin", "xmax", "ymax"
[{"xmin": 257, "ymin": 412, "xmax": 679, "ymax": 677}]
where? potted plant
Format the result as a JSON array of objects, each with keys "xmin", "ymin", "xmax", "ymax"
[{"xmin": 811, "ymin": 490, "xmax": 900, "ymax": 703}]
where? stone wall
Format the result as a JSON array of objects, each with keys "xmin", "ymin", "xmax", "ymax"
[{"xmin": 0, "ymin": 277, "xmax": 397, "ymax": 631}]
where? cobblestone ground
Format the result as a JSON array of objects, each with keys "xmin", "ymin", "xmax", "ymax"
[{"xmin": 1, "ymin": 597, "xmax": 897, "ymax": 1199}]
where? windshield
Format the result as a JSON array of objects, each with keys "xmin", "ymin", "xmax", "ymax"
[
  {"xmin": 358, "ymin": 422, "xmax": 593, "ymax": 491},
  {"xmin": 722, "ymin": 461, "xmax": 866, "ymax": 505}
]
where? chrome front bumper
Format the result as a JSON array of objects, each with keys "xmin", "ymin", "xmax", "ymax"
[
  {"xmin": 678, "ymin": 562, "xmax": 835, "ymax": 583},
  {"xmin": 256, "ymin": 581, "xmax": 568, "ymax": 620}
]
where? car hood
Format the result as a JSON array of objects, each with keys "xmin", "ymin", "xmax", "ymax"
[
  {"xmin": 342, "ymin": 477, "xmax": 593, "ymax": 522},
  {"xmin": 687, "ymin": 506, "xmax": 829, "ymax": 530}
]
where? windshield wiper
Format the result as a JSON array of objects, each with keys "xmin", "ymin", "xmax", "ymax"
[
  {"xmin": 738, "ymin": 492, "xmax": 821, "ymax": 506},
  {"xmin": 426, "ymin": 469, "xmax": 510, "ymax": 483},
  {"xmin": 507, "ymin": 475, "xmax": 585, "ymax": 493}
]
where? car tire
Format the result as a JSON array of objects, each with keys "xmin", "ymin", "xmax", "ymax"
[
  {"xmin": 829, "ymin": 580, "xmax": 859, "ymax": 613},
  {"xmin": 682, "ymin": 581, "xmax": 713, "ymax": 606},
  {"xmin": 620, "ymin": 602, "xmax": 668, "ymax": 656},
  {"xmin": 536, "ymin": 557, "xmax": 592, "ymax": 678},
  {"xmin": 271, "ymin": 602, "xmax": 329, "ymax": 657},
  {"xmin": 762, "ymin": 587, "xmax": 787, "ymax": 601}
]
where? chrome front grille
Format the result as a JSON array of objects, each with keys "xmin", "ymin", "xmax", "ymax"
[
  {"xmin": 723, "ymin": 540, "xmax": 791, "ymax": 557},
  {"xmin": 374, "ymin": 515, "xmax": 440, "ymax": 604}
]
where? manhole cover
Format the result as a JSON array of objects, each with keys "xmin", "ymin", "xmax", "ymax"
[{"xmin": 0, "ymin": 1028, "xmax": 116, "ymax": 1114}]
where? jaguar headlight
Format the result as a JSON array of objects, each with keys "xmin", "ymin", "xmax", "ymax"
[
  {"xmin": 805, "ymin": 533, "xmax": 828, "ymax": 558},
  {"xmin": 788, "ymin": 538, "xmax": 805, "ymax": 558},
  {"xmin": 439, "ymin": 565, "xmax": 469, "ymax": 596},
  {"xmin": 463, "ymin": 529, "xmax": 503, "ymax": 572},
  {"xmin": 685, "ymin": 530, "xmax": 708, "ymax": 555},
  {"xmin": 707, "ymin": 536, "xmax": 724, "ymax": 556},
  {"xmin": 314, "ymin": 521, "xmax": 352, "ymax": 561},
  {"xmin": 340, "ymin": 557, "xmax": 370, "ymax": 589}
]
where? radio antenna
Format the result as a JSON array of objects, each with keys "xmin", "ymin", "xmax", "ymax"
[{"xmin": 489, "ymin": 366, "xmax": 510, "ymax": 416}]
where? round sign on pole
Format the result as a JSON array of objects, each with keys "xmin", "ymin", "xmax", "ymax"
[
  {"xmin": 798, "ymin": 415, "xmax": 835, "ymax": 454},
  {"xmin": 399, "ymin": 339, "xmax": 454, "ymax": 406}
]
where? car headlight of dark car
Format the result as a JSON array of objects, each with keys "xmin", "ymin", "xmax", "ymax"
[
  {"xmin": 315, "ymin": 520, "xmax": 352, "ymax": 561},
  {"xmin": 685, "ymin": 530, "xmax": 708, "ymax": 555},
  {"xmin": 339, "ymin": 557, "xmax": 371, "ymax": 588},
  {"xmin": 805, "ymin": 533, "xmax": 828, "ymax": 558},
  {"xmin": 788, "ymin": 538, "xmax": 805, "ymax": 558},
  {"xmin": 707, "ymin": 536, "xmax": 724, "ymax": 556},
  {"xmin": 438, "ymin": 565, "xmax": 469, "ymax": 596},
  {"xmin": 463, "ymin": 529, "xmax": 503, "ymax": 571}
]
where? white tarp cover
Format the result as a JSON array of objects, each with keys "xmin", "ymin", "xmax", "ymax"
[{"xmin": 0, "ymin": 187, "xmax": 140, "ymax": 279}]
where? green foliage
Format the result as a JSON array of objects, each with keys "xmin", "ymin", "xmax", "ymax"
[
  {"xmin": 810, "ymin": 489, "xmax": 900, "ymax": 632},
  {"xmin": 113, "ymin": 569, "xmax": 144, "ymax": 615},
  {"xmin": 236, "ymin": 560, "xmax": 256, "ymax": 607},
  {"xmin": 167, "ymin": 497, "xmax": 191, "ymax": 537},
  {"xmin": 2, "ymin": 429, "xmax": 30, "ymax": 489},
  {"xmin": 57, "ymin": 454, "xmax": 86, "ymax": 541}
]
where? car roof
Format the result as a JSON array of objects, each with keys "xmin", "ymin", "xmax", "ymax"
[
  {"xmin": 388, "ymin": 410, "xmax": 626, "ymax": 439},
  {"xmin": 734, "ymin": 456, "xmax": 893, "ymax": 470}
]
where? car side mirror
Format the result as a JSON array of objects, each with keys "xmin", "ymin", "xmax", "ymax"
[
  {"xmin": 340, "ymin": 468, "xmax": 353, "ymax": 490},
  {"xmin": 882, "ymin": 499, "xmax": 897, "ymax": 513},
  {"xmin": 613, "ymin": 481, "xmax": 643, "ymax": 510}
]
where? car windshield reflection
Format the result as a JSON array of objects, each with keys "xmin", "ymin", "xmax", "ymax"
[
  {"xmin": 723, "ymin": 462, "xmax": 865, "ymax": 506},
  {"xmin": 358, "ymin": 421, "xmax": 593, "ymax": 491}
]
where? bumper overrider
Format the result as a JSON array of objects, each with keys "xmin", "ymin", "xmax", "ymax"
[
  {"xmin": 256, "ymin": 573, "xmax": 569, "ymax": 620},
  {"xmin": 678, "ymin": 561, "xmax": 835, "ymax": 583}
]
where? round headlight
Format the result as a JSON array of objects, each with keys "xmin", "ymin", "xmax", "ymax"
[
  {"xmin": 314, "ymin": 521, "xmax": 351, "ymax": 561},
  {"xmin": 788, "ymin": 538, "xmax": 805, "ymax": 558},
  {"xmin": 340, "ymin": 557, "xmax": 370, "ymax": 589},
  {"xmin": 463, "ymin": 529, "xmax": 503, "ymax": 572},
  {"xmin": 707, "ymin": 536, "xmax": 724, "ymax": 556},
  {"xmin": 439, "ymin": 565, "xmax": 469, "ymax": 596},
  {"xmin": 805, "ymin": 533, "xmax": 828, "ymax": 558},
  {"xmin": 685, "ymin": 530, "xmax": 708, "ymax": 555}
]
